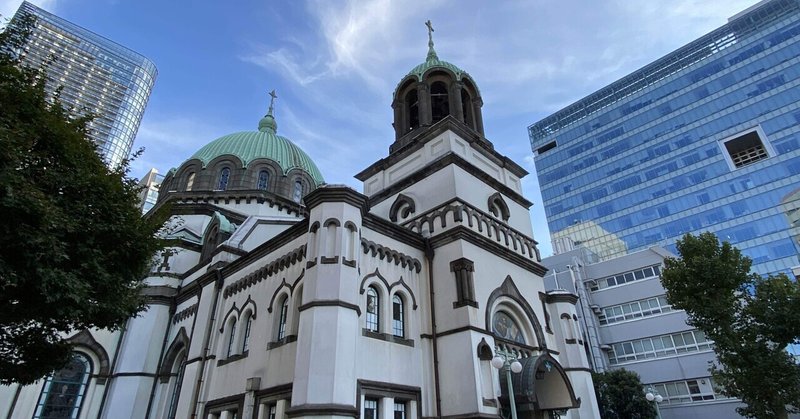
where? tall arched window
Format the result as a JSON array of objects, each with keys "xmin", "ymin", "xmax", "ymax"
[
  {"xmin": 33, "ymin": 352, "xmax": 92, "ymax": 419},
  {"xmin": 366, "ymin": 287, "xmax": 380, "ymax": 332},
  {"xmin": 405, "ymin": 88, "xmax": 419, "ymax": 131},
  {"xmin": 186, "ymin": 172, "xmax": 195, "ymax": 191},
  {"xmin": 226, "ymin": 318, "xmax": 237, "ymax": 357},
  {"xmin": 277, "ymin": 297, "xmax": 289, "ymax": 340},
  {"xmin": 392, "ymin": 295, "xmax": 404, "ymax": 337},
  {"xmin": 166, "ymin": 350, "xmax": 187, "ymax": 419},
  {"xmin": 430, "ymin": 81, "xmax": 449, "ymax": 123},
  {"xmin": 257, "ymin": 170, "xmax": 270, "ymax": 191},
  {"xmin": 217, "ymin": 167, "xmax": 231, "ymax": 191},
  {"xmin": 293, "ymin": 180, "xmax": 304, "ymax": 203},
  {"xmin": 461, "ymin": 88, "xmax": 473, "ymax": 128},
  {"xmin": 241, "ymin": 312, "xmax": 253, "ymax": 352}
]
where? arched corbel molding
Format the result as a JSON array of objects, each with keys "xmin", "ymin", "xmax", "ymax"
[
  {"xmin": 267, "ymin": 279, "xmax": 293, "ymax": 313},
  {"xmin": 241, "ymin": 295, "xmax": 257, "ymax": 319},
  {"xmin": 488, "ymin": 192, "xmax": 510, "ymax": 222},
  {"xmin": 389, "ymin": 194, "xmax": 416, "ymax": 222},
  {"xmin": 158, "ymin": 327, "xmax": 189, "ymax": 383},
  {"xmin": 219, "ymin": 303, "xmax": 240, "ymax": 333},
  {"xmin": 360, "ymin": 268, "xmax": 391, "ymax": 295},
  {"xmin": 389, "ymin": 277, "xmax": 418, "ymax": 310}
]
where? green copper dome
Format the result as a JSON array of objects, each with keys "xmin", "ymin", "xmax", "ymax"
[{"xmin": 190, "ymin": 112, "xmax": 324, "ymax": 186}]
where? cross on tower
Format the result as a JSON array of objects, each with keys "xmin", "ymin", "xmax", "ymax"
[
  {"xmin": 268, "ymin": 89, "xmax": 278, "ymax": 115},
  {"xmin": 425, "ymin": 20, "xmax": 434, "ymax": 47}
]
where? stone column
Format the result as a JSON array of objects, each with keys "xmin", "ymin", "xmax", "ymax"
[
  {"xmin": 450, "ymin": 82, "xmax": 464, "ymax": 123},
  {"xmin": 417, "ymin": 83, "xmax": 432, "ymax": 126},
  {"xmin": 380, "ymin": 397, "xmax": 394, "ymax": 419}
]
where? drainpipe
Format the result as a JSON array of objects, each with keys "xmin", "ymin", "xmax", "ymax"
[
  {"xmin": 190, "ymin": 269, "xmax": 224, "ymax": 419},
  {"xmin": 98, "ymin": 321, "xmax": 128, "ymax": 417},
  {"xmin": 424, "ymin": 237, "xmax": 442, "ymax": 418},
  {"xmin": 567, "ymin": 263, "xmax": 606, "ymax": 372}
]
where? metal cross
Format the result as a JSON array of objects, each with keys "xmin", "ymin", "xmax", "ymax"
[
  {"xmin": 425, "ymin": 20, "xmax": 434, "ymax": 46},
  {"xmin": 268, "ymin": 89, "xmax": 277, "ymax": 114}
]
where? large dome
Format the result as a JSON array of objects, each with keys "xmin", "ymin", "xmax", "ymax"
[{"xmin": 190, "ymin": 114, "xmax": 324, "ymax": 186}]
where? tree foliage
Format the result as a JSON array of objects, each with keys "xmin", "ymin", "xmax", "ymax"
[
  {"xmin": 592, "ymin": 369, "xmax": 656, "ymax": 419},
  {"xmin": 661, "ymin": 232, "xmax": 800, "ymax": 419},
  {"xmin": 0, "ymin": 16, "xmax": 166, "ymax": 384}
]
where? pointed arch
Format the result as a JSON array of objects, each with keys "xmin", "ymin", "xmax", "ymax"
[
  {"xmin": 485, "ymin": 275, "xmax": 546, "ymax": 349},
  {"xmin": 359, "ymin": 268, "xmax": 391, "ymax": 295},
  {"xmin": 488, "ymin": 192, "xmax": 511, "ymax": 222},
  {"xmin": 159, "ymin": 328, "xmax": 190, "ymax": 383},
  {"xmin": 267, "ymin": 279, "xmax": 293, "ymax": 313},
  {"xmin": 499, "ymin": 353, "xmax": 580, "ymax": 412},
  {"xmin": 388, "ymin": 277, "xmax": 418, "ymax": 310},
  {"xmin": 219, "ymin": 302, "xmax": 240, "ymax": 333},
  {"xmin": 66, "ymin": 330, "xmax": 110, "ymax": 382}
]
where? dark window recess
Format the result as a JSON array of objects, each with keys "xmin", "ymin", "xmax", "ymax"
[
  {"xmin": 430, "ymin": 81, "xmax": 449, "ymax": 122},
  {"xmin": 537, "ymin": 141, "xmax": 557, "ymax": 155},
  {"xmin": 724, "ymin": 131, "xmax": 769, "ymax": 168}
]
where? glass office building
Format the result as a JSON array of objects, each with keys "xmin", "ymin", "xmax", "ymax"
[
  {"xmin": 10, "ymin": 1, "xmax": 157, "ymax": 168},
  {"xmin": 529, "ymin": 0, "xmax": 800, "ymax": 276}
]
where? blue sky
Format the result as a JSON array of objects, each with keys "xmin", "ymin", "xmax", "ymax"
[{"xmin": 1, "ymin": 0, "xmax": 761, "ymax": 257}]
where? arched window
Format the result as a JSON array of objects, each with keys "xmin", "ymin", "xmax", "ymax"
[
  {"xmin": 430, "ymin": 81, "xmax": 449, "ymax": 123},
  {"xmin": 257, "ymin": 170, "xmax": 270, "ymax": 191},
  {"xmin": 392, "ymin": 295, "xmax": 404, "ymax": 337},
  {"xmin": 226, "ymin": 318, "xmax": 237, "ymax": 357},
  {"xmin": 492, "ymin": 311, "xmax": 525, "ymax": 344},
  {"xmin": 217, "ymin": 167, "xmax": 231, "ymax": 191},
  {"xmin": 277, "ymin": 296, "xmax": 289, "ymax": 340},
  {"xmin": 241, "ymin": 312, "xmax": 253, "ymax": 352},
  {"xmin": 461, "ymin": 88, "xmax": 473, "ymax": 128},
  {"xmin": 186, "ymin": 172, "xmax": 195, "ymax": 191},
  {"xmin": 33, "ymin": 353, "xmax": 92, "ymax": 419},
  {"xmin": 293, "ymin": 180, "xmax": 304, "ymax": 203},
  {"xmin": 366, "ymin": 287, "xmax": 380, "ymax": 332},
  {"xmin": 166, "ymin": 350, "xmax": 187, "ymax": 419},
  {"xmin": 405, "ymin": 88, "xmax": 419, "ymax": 131}
]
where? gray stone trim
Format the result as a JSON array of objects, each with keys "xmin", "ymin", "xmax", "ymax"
[
  {"xmin": 430, "ymin": 226, "xmax": 547, "ymax": 276},
  {"xmin": 303, "ymin": 186, "xmax": 369, "ymax": 215},
  {"xmin": 286, "ymin": 404, "xmax": 359, "ymax": 418},
  {"xmin": 362, "ymin": 214, "xmax": 426, "ymax": 249},
  {"xmin": 389, "ymin": 194, "xmax": 416, "ymax": 222},
  {"xmin": 203, "ymin": 393, "xmax": 245, "ymax": 418},
  {"xmin": 216, "ymin": 351, "xmax": 248, "ymax": 366},
  {"xmin": 362, "ymin": 152, "xmax": 532, "ymax": 209},
  {"xmin": 361, "ymin": 329, "xmax": 415, "ymax": 347},
  {"xmin": 266, "ymin": 335, "xmax": 297, "ymax": 350},
  {"xmin": 254, "ymin": 383, "xmax": 293, "ymax": 401},
  {"xmin": 357, "ymin": 379, "xmax": 422, "ymax": 419},
  {"xmin": 298, "ymin": 300, "xmax": 362, "ymax": 316},
  {"xmin": 538, "ymin": 292, "xmax": 553, "ymax": 334},
  {"xmin": 546, "ymin": 293, "xmax": 579, "ymax": 305},
  {"xmin": 487, "ymin": 192, "xmax": 510, "ymax": 222},
  {"xmin": 359, "ymin": 269, "xmax": 419, "ymax": 310},
  {"xmin": 320, "ymin": 256, "xmax": 339, "ymax": 264},
  {"xmin": 158, "ymin": 327, "xmax": 189, "ymax": 383},
  {"xmin": 477, "ymin": 338, "xmax": 493, "ymax": 361},
  {"xmin": 440, "ymin": 413, "xmax": 500, "ymax": 419}
]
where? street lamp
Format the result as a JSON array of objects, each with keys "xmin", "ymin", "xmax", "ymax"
[
  {"xmin": 492, "ymin": 350, "xmax": 523, "ymax": 419},
  {"xmin": 645, "ymin": 387, "xmax": 663, "ymax": 419}
]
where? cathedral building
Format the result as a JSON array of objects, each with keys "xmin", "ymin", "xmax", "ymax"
[{"xmin": 0, "ymin": 29, "xmax": 601, "ymax": 419}]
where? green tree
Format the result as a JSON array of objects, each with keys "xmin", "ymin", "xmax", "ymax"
[
  {"xmin": 0, "ymin": 16, "xmax": 166, "ymax": 384},
  {"xmin": 661, "ymin": 232, "xmax": 800, "ymax": 419},
  {"xmin": 592, "ymin": 369, "xmax": 656, "ymax": 419}
]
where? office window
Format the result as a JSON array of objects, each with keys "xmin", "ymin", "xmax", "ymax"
[{"xmin": 364, "ymin": 399, "xmax": 378, "ymax": 419}]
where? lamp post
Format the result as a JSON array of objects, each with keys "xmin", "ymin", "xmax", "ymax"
[
  {"xmin": 645, "ymin": 387, "xmax": 663, "ymax": 419},
  {"xmin": 491, "ymin": 350, "xmax": 523, "ymax": 419}
]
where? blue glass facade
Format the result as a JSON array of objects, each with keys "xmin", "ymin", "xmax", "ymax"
[
  {"xmin": 529, "ymin": 0, "xmax": 800, "ymax": 276},
  {"xmin": 11, "ymin": 1, "xmax": 157, "ymax": 168}
]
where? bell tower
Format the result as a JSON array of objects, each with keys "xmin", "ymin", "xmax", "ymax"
[{"xmin": 391, "ymin": 20, "xmax": 485, "ymax": 153}]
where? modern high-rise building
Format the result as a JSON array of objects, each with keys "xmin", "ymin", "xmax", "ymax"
[
  {"xmin": 529, "ymin": 0, "xmax": 800, "ymax": 276},
  {"xmin": 137, "ymin": 168, "xmax": 163, "ymax": 214},
  {"xmin": 9, "ymin": 1, "xmax": 157, "ymax": 168}
]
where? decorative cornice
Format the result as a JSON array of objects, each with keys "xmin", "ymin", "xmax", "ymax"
[
  {"xmin": 362, "ymin": 214, "xmax": 425, "ymax": 249},
  {"xmin": 360, "ymin": 239, "xmax": 422, "ymax": 273},
  {"xmin": 546, "ymin": 292, "xmax": 579, "ymax": 305},
  {"xmin": 364, "ymin": 152, "xmax": 532, "ymax": 209},
  {"xmin": 172, "ymin": 304, "xmax": 198, "ymax": 324},
  {"xmin": 303, "ymin": 186, "xmax": 369, "ymax": 215},
  {"xmin": 223, "ymin": 245, "xmax": 306, "ymax": 298},
  {"xmin": 154, "ymin": 190, "xmax": 306, "ymax": 218}
]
